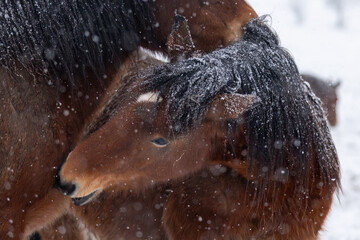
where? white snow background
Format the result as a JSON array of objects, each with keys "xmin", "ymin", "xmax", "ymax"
[{"xmin": 248, "ymin": 0, "xmax": 360, "ymax": 239}]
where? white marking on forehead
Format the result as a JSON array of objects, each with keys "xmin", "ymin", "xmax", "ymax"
[
  {"xmin": 139, "ymin": 47, "xmax": 170, "ymax": 63},
  {"xmin": 137, "ymin": 92, "xmax": 163, "ymax": 103}
]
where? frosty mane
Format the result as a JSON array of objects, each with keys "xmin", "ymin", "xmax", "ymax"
[
  {"xmin": 142, "ymin": 18, "xmax": 340, "ymax": 192},
  {"xmin": 0, "ymin": 0, "xmax": 154, "ymax": 83}
]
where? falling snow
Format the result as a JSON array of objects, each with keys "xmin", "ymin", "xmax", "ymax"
[{"xmin": 0, "ymin": 0, "xmax": 358, "ymax": 239}]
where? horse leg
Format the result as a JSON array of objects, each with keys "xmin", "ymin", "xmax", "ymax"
[
  {"xmin": 38, "ymin": 214, "xmax": 91, "ymax": 240},
  {"xmin": 20, "ymin": 189, "xmax": 71, "ymax": 239}
]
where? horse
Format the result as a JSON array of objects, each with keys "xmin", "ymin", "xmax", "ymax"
[
  {"xmin": 38, "ymin": 16, "xmax": 200, "ymax": 240},
  {"xmin": 301, "ymin": 74, "xmax": 340, "ymax": 126},
  {"xmin": 41, "ymin": 48, "xmax": 170, "ymax": 240},
  {"xmin": 58, "ymin": 18, "xmax": 341, "ymax": 239},
  {"xmin": 0, "ymin": 1, "xmax": 257, "ymax": 239},
  {"xmin": 37, "ymin": 15, "xmax": 203, "ymax": 239}
]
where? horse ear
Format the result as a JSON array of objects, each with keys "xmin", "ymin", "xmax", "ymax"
[
  {"xmin": 206, "ymin": 93, "xmax": 260, "ymax": 121},
  {"xmin": 332, "ymin": 80, "xmax": 341, "ymax": 89},
  {"xmin": 166, "ymin": 13, "xmax": 197, "ymax": 62}
]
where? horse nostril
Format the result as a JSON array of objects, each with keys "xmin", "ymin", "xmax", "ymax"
[
  {"xmin": 30, "ymin": 232, "xmax": 41, "ymax": 240},
  {"xmin": 54, "ymin": 175, "xmax": 77, "ymax": 196},
  {"xmin": 57, "ymin": 181, "xmax": 76, "ymax": 196}
]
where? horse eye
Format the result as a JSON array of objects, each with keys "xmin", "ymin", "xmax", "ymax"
[{"xmin": 151, "ymin": 137, "xmax": 169, "ymax": 147}]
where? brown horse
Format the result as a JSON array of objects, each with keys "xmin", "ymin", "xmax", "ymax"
[
  {"xmin": 38, "ymin": 19, "xmax": 193, "ymax": 239},
  {"xmin": 301, "ymin": 74, "xmax": 340, "ymax": 126},
  {"xmin": 58, "ymin": 18, "xmax": 340, "ymax": 239},
  {"xmin": 0, "ymin": 1, "xmax": 257, "ymax": 239},
  {"xmin": 38, "ymin": 18, "xmax": 196, "ymax": 239}
]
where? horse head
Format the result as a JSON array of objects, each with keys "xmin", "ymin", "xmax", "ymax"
[{"xmin": 58, "ymin": 90, "xmax": 259, "ymax": 205}]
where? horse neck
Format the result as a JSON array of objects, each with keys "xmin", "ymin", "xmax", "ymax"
[
  {"xmin": 206, "ymin": 121, "xmax": 332, "ymax": 211},
  {"xmin": 204, "ymin": 121, "xmax": 250, "ymax": 178}
]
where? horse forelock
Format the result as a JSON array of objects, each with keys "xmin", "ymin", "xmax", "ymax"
[
  {"xmin": 142, "ymin": 17, "xmax": 340, "ymax": 195},
  {"xmin": 0, "ymin": 0, "xmax": 154, "ymax": 86}
]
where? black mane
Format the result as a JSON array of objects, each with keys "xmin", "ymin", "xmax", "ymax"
[
  {"xmin": 0, "ymin": 0, "xmax": 154, "ymax": 83},
  {"xmin": 142, "ymin": 18, "xmax": 340, "ymax": 192}
]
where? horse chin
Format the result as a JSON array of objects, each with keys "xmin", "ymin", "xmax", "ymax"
[{"xmin": 72, "ymin": 190, "xmax": 99, "ymax": 206}]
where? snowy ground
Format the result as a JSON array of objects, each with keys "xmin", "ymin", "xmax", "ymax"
[{"xmin": 248, "ymin": 0, "xmax": 360, "ymax": 239}]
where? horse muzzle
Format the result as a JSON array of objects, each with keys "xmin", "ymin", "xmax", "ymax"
[
  {"xmin": 71, "ymin": 190, "xmax": 98, "ymax": 206},
  {"xmin": 54, "ymin": 176, "xmax": 78, "ymax": 197}
]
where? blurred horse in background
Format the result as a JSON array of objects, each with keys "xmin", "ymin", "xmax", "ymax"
[
  {"xmin": 59, "ymin": 18, "xmax": 340, "ymax": 240},
  {"xmin": 0, "ymin": 0, "xmax": 257, "ymax": 239},
  {"xmin": 301, "ymin": 74, "xmax": 340, "ymax": 126}
]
